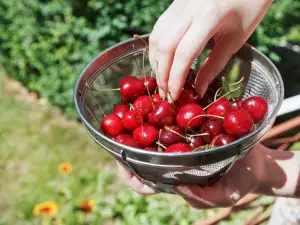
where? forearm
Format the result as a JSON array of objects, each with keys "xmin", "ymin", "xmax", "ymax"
[{"xmin": 253, "ymin": 147, "xmax": 300, "ymax": 198}]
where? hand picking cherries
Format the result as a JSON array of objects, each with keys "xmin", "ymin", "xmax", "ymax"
[{"xmin": 100, "ymin": 69, "xmax": 269, "ymax": 153}]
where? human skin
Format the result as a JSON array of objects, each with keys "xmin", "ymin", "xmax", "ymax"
[
  {"xmin": 117, "ymin": 144, "xmax": 300, "ymax": 209},
  {"xmin": 148, "ymin": 0, "xmax": 274, "ymax": 101}
]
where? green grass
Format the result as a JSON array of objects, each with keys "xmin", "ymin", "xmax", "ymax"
[{"xmin": 0, "ymin": 71, "xmax": 279, "ymax": 225}]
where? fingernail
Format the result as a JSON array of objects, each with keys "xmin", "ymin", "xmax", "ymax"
[
  {"xmin": 167, "ymin": 95, "xmax": 172, "ymax": 103},
  {"xmin": 159, "ymin": 91, "xmax": 166, "ymax": 100}
]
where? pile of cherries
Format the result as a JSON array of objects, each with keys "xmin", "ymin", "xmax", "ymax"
[{"xmin": 100, "ymin": 69, "xmax": 268, "ymax": 153}]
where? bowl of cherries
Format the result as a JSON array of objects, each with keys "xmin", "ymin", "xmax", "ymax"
[
  {"xmin": 100, "ymin": 69, "xmax": 269, "ymax": 153},
  {"xmin": 74, "ymin": 35, "xmax": 283, "ymax": 193}
]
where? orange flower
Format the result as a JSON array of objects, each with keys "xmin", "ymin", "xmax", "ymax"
[
  {"xmin": 33, "ymin": 201, "xmax": 59, "ymax": 217},
  {"xmin": 78, "ymin": 200, "xmax": 96, "ymax": 213},
  {"xmin": 58, "ymin": 162, "xmax": 72, "ymax": 174}
]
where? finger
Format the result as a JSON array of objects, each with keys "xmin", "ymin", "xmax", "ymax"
[
  {"xmin": 116, "ymin": 162, "xmax": 157, "ymax": 195},
  {"xmin": 173, "ymin": 183, "xmax": 234, "ymax": 209},
  {"xmin": 194, "ymin": 33, "xmax": 243, "ymax": 97},
  {"xmin": 167, "ymin": 16, "xmax": 221, "ymax": 102},
  {"xmin": 149, "ymin": 0, "xmax": 190, "ymax": 98},
  {"xmin": 154, "ymin": 19, "xmax": 192, "ymax": 99},
  {"xmin": 173, "ymin": 185, "xmax": 216, "ymax": 209},
  {"xmin": 149, "ymin": 1, "xmax": 180, "ymax": 73}
]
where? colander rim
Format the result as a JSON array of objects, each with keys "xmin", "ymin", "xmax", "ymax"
[{"xmin": 73, "ymin": 34, "xmax": 284, "ymax": 157}]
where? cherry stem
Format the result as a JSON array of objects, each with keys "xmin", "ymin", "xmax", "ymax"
[
  {"xmin": 133, "ymin": 34, "xmax": 149, "ymax": 48},
  {"xmin": 229, "ymin": 76, "xmax": 244, "ymax": 86},
  {"xmin": 222, "ymin": 76, "xmax": 232, "ymax": 100},
  {"xmin": 150, "ymin": 71, "xmax": 154, "ymax": 77},
  {"xmin": 214, "ymin": 87, "xmax": 223, "ymax": 102},
  {"xmin": 86, "ymin": 106, "xmax": 101, "ymax": 124},
  {"xmin": 154, "ymin": 86, "xmax": 158, "ymax": 94},
  {"xmin": 222, "ymin": 76, "xmax": 230, "ymax": 93},
  {"xmin": 185, "ymin": 114, "xmax": 224, "ymax": 136},
  {"xmin": 164, "ymin": 126, "xmax": 187, "ymax": 140},
  {"xmin": 156, "ymin": 141, "xmax": 166, "ymax": 150},
  {"xmin": 187, "ymin": 132, "xmax": 209, "ymax": 137},
  {"xmin": 129, "ymin": 103, "xmax": 135, "ymax": 111},
  {"xmin": 91, "ymin": 88, "xmax": 120, "ymax": 92},
  {"xmin": 167, "ymin": 89, "xmax": 177, "ymax": 110},
  {"xmin": 86, "ymin": 83, "xmax": 106, "ymax": 116},
  {"xmin": 192, "ymin": 144, "xmax": 210, "ymax": 152},
  {"xmin": 203, "ymin": 85, "xmax": 242, "ymax": 110}
]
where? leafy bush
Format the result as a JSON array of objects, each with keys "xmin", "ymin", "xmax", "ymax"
[
  {"xmin": 248, "ymin": 0, "xmax": 300, "ymax": 62},
  {"xmin": 0, "ymin": 0, "xmax": 170, "ymax": 119},
  {"xmin": 0, "ymin": 0, "xmax": 299, "ymax": 119}
]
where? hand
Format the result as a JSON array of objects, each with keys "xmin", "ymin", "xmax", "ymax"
[
  {"xmin": 116, "ymin": 161, "xmax": 158, "ymax": 195},
  {"xmin": 149, "ymin": 0, "xmax": 273, "ymax": 101},
  {"xmin": 172, "ymin": 144, "xmax": 268, "ymax": 209},
  {"xmin": 116, "ymin": 144, "xmax": 266, "ymax": 199}
]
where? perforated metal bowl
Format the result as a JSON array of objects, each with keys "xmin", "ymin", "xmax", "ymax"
[{"xmin": 74, "ymin": 34, "xmax": 284, "ymax": 193}]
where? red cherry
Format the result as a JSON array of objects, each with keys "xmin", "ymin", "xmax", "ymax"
[
  {"xmin": 101, "ymin": 114, "xmax": 124, "ymax": 137},
  {"xmin": 133, "ymin": 95, "xmax": 154, "ymax": 119},
  {"xmin": 241, "ymin": 96, "xmax": 268, "ymax": 123},
  {"xmin": 165, "ymin": 143, "xmax": 192, "ymax": 153},
  {"xmin": 231, "ymin": 98, "xmax": 242, "ymax": 109},
  {"xmin": 144, "ymin": 147, "xmax": 157, "ymax": 152},
  {"xmin": 152, "ymin": 93, "xmax": 162, "ymax": 106},
  {"xmin": 200, "ymin": 120, "xmax": 224, "ymax": 143},
  {"xmin": 198, "ymin": 91, "xmax": 214, "ymax": 108},
  {"xmin": 207, "ymin": 98, "xmax": 232, "ymax": 119},
  {"xmin": 115, "ymin": 134, "xmax": 140, "ymax": 148},
  {"xmin": 113, "ymin": 104, "xmax": 130, "ymax": 119},
  {"xmin": 122, "ymin": 110, "xmax": 143, "ymax": 131},
  {"xmin": 119, "ymin": 76, "xmax": 146, "ymax": 102},
  {"xmin": 211, "ymin": 134, "xmax": 236, "ymax": 146},
  {"xmin": 184, "ymin": 69, "xmax": 196, "ymax": 90},
  {"xmin": 188, "ymin": 136, "xmax": 205, "ymax": 149},
  {"xmin": 148, "ymin": 101, "xmax": 177, "ymax": 128},
  {"xmin": 158, "ymin": 125, "xmax": 185, "ymax": 146},
  {"xmin": 140, "ymin": 77, "xmax": 157, "ymax": 94},
  {"xmin": 176, "ymin": 103, "xmax": 205, "ymax": 129},
  {"xmin": 133, "ymin": 124, "xmax": 159, "ymax": 147},
  {"xmin": 223, "ymin": 108, "xmax": 254, "ymax": 137},
  {"xmin": 175, "ymin": 90, "xmax": 199, "ymax": 108}
]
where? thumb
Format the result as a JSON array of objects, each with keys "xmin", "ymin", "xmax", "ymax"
[{"xmin": 194, "ymin": 34, "xmax": 243, "ymax": 98}]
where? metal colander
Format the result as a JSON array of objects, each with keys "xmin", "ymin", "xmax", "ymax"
[{"xmin": 74, "ymin": 34, "xmax": 284, "ymax": 193}]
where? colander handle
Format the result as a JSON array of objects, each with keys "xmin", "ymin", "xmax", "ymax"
[{"xmin": 120, "ymin": 149, "xmax": 155, "ymax": 184}]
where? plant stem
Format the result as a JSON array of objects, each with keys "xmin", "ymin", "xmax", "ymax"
[
  {"xmin": 214, "ymin": 87, "xmax": 223, "ymax": 102},
  {"xmin": 185, "ymin": 114, "xmax": 224, "ymax": 136},
  {"xmin": 156, "ymin": 141, "xmax": 166, "ymax": 149},
  {"xmin": 187, "ymin": 132, "xmax": 209, "ymax": 137},
  {"xmin": 90, "ymin": 88, "xmax": 120, "ymax": 92},
  {"xmin": 203, "ymin": 85, "xmax": 242, "ymax": 110},
  {"xmin": 133, "ymin": 34, "xmax": 149, "ymax": 48},
  {"xmin": 164, "ymin": 126, "xmax": 187, "ymax": 140},
  {"xmin": 229, "ymin": 76, "xmax": 244, "ymax": 86}
]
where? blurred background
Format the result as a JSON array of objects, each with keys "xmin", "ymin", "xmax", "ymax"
[{"xmin": 0, "ymin": 0, "xmax": 299, "ymax": 225}]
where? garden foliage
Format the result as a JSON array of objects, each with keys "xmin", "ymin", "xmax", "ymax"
[{"xmin": 0, "ymin": 0, "xmax": 299, "ymax": 119}]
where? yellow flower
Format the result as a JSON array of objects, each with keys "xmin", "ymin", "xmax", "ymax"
[
  {"xmin": 33, "ymin": 201, "xmax": 59, "ymax": 217},
  {"xmin": 58, "ymin": 162, "xmax": 72, "ymax": 174},
  {"xmin": 78, "ymin": 200, "xmax": 96, "ymax": 213}
]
